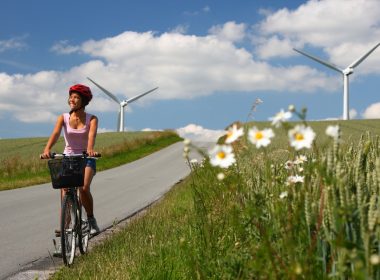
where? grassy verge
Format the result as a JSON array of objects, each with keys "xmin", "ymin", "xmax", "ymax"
[
  {"xmin": 51, "ymin": 118, "xmax": 380, "ymax": 279},
  {"xmin": 52, "ymin": 176, "xmax": 194, "ymax": 280},
  {"xmin": 0, "ymin": 131, "xmax": 181, "ymax": 191}
]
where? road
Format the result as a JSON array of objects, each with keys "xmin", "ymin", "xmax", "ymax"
[{"xmin": 0, "ymin": 141, "xmax": 211, "ymax": 280}]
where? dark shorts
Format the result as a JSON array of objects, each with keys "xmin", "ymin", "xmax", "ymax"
[{"xmin": 86, "ymin": 158, "xmax": 96, "ymax": 175}]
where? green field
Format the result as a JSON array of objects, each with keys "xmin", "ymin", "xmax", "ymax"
[
  {"xmin": 0, "ymin": 130, "xmax": 181, "ymax": 191},
  {"xmin": 50, "ymin": 118, "xmax": 380, "ymax": 279}
]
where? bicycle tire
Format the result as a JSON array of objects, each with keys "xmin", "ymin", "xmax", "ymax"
[
  {"xmin": 61, "ymin": 194, "xmax": 77, "ymax": 266},
  {"xmin": 78, "ymin": 205, "xmax": 90, "ymax": 254}
]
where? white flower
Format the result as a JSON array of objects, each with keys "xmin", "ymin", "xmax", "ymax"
[
  {"xmin": 225, "ymin": 124, "xmax": 244, "ymax": 144},
  {"xmin": 284, "ymin": 160, "xmax": 294, "ymax": 170},
  {"xmin": 370, "ymin": 254, "xmax": 380, "ymax": 265},
  {"xmin": 248, "ymin": 127, "xmax": 275, "ymax": 148},
  {"xmin": 288, "ymin": 125, "xmax": 316, "ymax": 150},
  {"xmin": 288, "ymin": 104, "xmax": 295, "ymax": 112},
  {"xmin": 279, "ymin": 191, "xmax": 288, "ymax": 199},
  {"xmin": 209, "ymin": 145, "xmax": 236, "ymax": 168},
  {"xmin": 269, "ymin": 109, "xmax": 292, "ymax": 128},
  {"xmin": 286, "ymin": 175, "xmax": 305, "ymax": 185},
  {"xmin": 294, "ymin": 155, "xmax": 307, "ymax": 164},
  {"xmin": 190, "ymin": 158, "xmax": 198, "ymax": 164},
  {"xmin": 325, "ymin": 125, "xmax": 340, "ymax": 140},
  {"xmin": 217, "ymin": 172, "xmax": 225, "ymax": 181}
]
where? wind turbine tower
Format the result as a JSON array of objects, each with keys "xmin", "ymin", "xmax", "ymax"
[
  {"xmin": 87, "ymin": 77, "xmax": 158, "ymax": 131},
  {"xmin": 294, "ymin": 42, "xmax": 380, "ymax": 120}
]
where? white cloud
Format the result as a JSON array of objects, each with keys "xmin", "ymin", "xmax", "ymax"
[
  {"xmin": 209, "ymin": 21, "xmax": 247, "ymax": 43},
  {"xmin": 169, "ymin": 24, "xmax": 189, "ymax": 34},
  {"xmin": 255, "ymin": 35, "xmax": 298, "ymax": 59},
  {"xmin": 176, "ymin": 124, "xmax": 224, "ymax": 142},
  {"xmin": 97, "ymin": 127, "xmax": 115, "ymax": 133},
  {"xmin": 362, "ymin": 103, "xmax": 380, "ymax": 119},
  {"xmin": 17, "ymin": 111, "xmax": 57, "ymax": 123},
  {"xmin": 0, "ymin": 36, "xmax": 27, "ymax": 52},
  {"xmin": 255, "ymin": 0, "xmax": 380, "ymax": 70},
  {"xmin": 0, "ymin": 29, "xmax": 339, "ymax": 124},
  {"xmin": 142, "ymin": 128, "xmax": 163, "ymax": 132},
  {"xmin": 51, "ymin": 40, "xmax": 81, "ymax": 54},
  {"xmin": 349, "ymin": 108, "xmax": 358, "ymax": 119}
]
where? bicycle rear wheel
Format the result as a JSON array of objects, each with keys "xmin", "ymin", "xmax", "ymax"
[
  {"xmin": 78, "ymin": 205, "xmax": 90, "ymax": 254},
  {"xmin": 61, "ymin": 194, "xmax": 77, "ymax": 265}
]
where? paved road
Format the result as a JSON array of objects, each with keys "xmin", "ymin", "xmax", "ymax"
[{"xmin": 0, "ymin": 141, "xmax": 212, "ymax": 280}]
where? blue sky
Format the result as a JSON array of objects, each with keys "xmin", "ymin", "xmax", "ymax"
[{"xmin": 1, "ymin": 0, "xmax": 380, "ymax": 139}]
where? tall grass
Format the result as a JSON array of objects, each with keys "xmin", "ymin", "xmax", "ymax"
[
  {"xmin": 0, "ymin": 130, "xmax": 181, "ymax": 191},
  {"xmin": 51, "ymin": 116, "xmax": 380, "ymax": 279}
]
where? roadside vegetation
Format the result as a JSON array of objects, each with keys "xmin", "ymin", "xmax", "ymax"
[
  {"xmin": 51, "ymin": 106, "xmax": 380, "ymax": 279},
  {"xmin": 0, "ymin": 130, "xmax": 181, "ymax": 191}
]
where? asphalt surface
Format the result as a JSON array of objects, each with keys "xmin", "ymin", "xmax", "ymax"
[{"xmin": 0, "ymin": 141, "xmax": 212, "ymax": 280}]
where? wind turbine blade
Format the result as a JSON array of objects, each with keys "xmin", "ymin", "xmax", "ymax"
[
  {"xmin": 293, "ymin": 48, "xmax": 342, "ymax": 73},
  {"xmin": 349, "ymin": 42, "xmax": 380, "ymax": 69},
  {"xmin": 125, "ymin": 87, "xmax": 158, "ymax": 104},
  {"xmin": 87, "ymin": 77, "xmax": 120, "ymax": 104}
]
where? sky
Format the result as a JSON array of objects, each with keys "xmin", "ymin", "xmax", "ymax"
[{"xmin": 1, "ymin": 0, "xmax": 380, "ymax": 140}]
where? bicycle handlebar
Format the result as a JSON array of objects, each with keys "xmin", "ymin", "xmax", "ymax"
[{"xmin": 40, "ymin": 152, "xmax": 101, "ymax": 159}]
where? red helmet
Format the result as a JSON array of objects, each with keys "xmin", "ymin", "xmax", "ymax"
[{"xmin": 69, "ymin": 84, "xmax": 93, "ymax": 103}]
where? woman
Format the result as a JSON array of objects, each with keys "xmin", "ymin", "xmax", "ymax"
[{"xmin": 41, "ymin": 84, "xmax": 100, "ymax": 235}]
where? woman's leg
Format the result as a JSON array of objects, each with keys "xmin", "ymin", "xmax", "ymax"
[{"xmin": 79, "ymin": 166, "xmax": 94, "ymax": 216}]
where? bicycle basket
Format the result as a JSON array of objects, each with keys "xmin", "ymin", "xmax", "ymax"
[{"xmin": 48, "ymin": 157, "xmax": 86, "ymax": 189}]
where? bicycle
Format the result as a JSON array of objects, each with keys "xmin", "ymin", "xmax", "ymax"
[{"xmin": 42, "ymin": 152, "xmax": 100, "ymax": 266}]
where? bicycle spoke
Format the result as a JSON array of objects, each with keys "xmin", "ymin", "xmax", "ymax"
[
  {"xmin": 61, "ymin": 194, "xmax": 77, "ymax": 265},
  {"xmin": 78, "ymin": 205, "xmax": 90, "ymax": 254}
]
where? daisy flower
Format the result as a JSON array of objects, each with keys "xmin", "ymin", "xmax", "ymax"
[
  {"xmin": 325, "ymin": 125, "xmax": 340, "ymax": 140},
  {"xmin": 248, "ymin": 127, "xmax": 275, "ymax": 148},
  {"xmin": 217, "ymin": 172, "xmax": 225, "ymax": 181},
  {"xmin": 294, "ymin": 155, "xmax": 307, "ymax": 164},
  {"xmin": 279, "ymin": 191, "xmax": 288, "ymax": 199},
  {"xmin": 269, "ymin": 109, "xmax": 292, "ymax": 128},
  {"xmin": 288, "ymin": 125, "xmax": 316, "ymax": 150},
  {"xmin": 225, "ymin": 124, "xmax": 244, "ymax": 144},
  {"xmin": 209, "ymin": 145, "xmax": 236, "ymax": 168},
  {"xmin": 284, "ymin": 160, "xmax": 294, "ymax": 170},
  {"xmin": 189, "ymin": 159, "xmax": 198, "ymax": 164},
  {"xmin": 286, "ymin": 175, "xmax": 305, "ymax": 185}
]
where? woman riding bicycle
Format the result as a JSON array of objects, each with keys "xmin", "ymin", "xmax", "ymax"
[{"xmin": 41, "ymin": 83, "xmax": 100, "ymax": 235}]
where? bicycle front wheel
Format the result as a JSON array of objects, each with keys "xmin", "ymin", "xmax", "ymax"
[
  {"xmin": 78, "ymin": 205, "xmax": 90, "ymax": 254},
  {"xmin": 61, "ymin": 194, "xmax": 77, "ymax": 266}
]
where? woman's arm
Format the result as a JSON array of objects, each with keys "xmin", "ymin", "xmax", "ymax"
[
  {"xmin": 87, "ymin": 115, "xmax": 98, "ymax": 156},
  {"xmin": 41, "ymin": 115, "xmax": 64, "ymax": 158}
]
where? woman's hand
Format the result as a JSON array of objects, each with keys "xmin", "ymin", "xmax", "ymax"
[
  {"xmin": 40, "ymin": 149, "xmax": 51, "ymax": 159},
  {"xmin": 87, "ymin": 149, "xmax": 99, "ymax": 157}
]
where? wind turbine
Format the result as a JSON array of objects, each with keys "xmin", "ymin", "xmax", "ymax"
[
  {"xmin": 87, "ymin": 77, "xmax": 158, "ymax": 132},
  {"xmin": 293, "ymin": 42, "xmax": 380, "ymax": 120}
]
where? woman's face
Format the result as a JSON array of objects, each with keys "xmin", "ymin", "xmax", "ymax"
[{"xmin": 68, "ymin": 93, "xmax": 82, "ymax": 110}]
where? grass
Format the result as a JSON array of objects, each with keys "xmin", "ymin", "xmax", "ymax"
[
  {"xmin": 0, "ymin": 130, "xmax": 181, "ymax": 191},
  {"xmin": 50, "ymin": 118, "xmax": 380, "ymax": 279}
]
